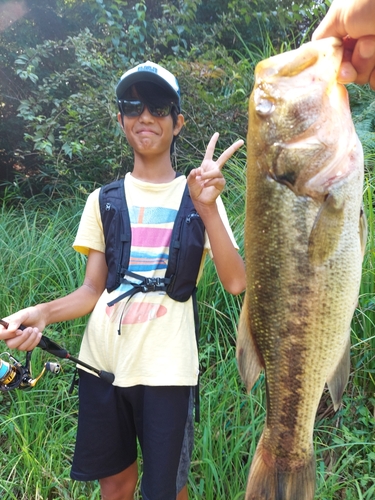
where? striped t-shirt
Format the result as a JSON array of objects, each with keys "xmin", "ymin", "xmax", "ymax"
[{"xmin": 73, "ymin": 173, "xmax": 237, "ymax": 387}]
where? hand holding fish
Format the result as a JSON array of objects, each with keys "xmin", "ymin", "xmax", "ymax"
[
  {"xmin": 313, "ymin": 0, "xmax": 375, "ymax": 89},
  {"xmin": 187, "ymin": 132, "xmax": 243, "ymax": 209}
]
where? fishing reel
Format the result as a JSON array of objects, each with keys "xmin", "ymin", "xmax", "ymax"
[
  {"xmin": 0, "ymin": 351, "xmax": 60, "ymax": 392},
  {"xmin": 0, "ymin": 318, "xmax": 115, "ymax": 390}
]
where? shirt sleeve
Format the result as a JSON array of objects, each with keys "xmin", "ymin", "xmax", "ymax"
[{"xmin": 72, "ymin": 188, "xmax": 105, "ymax": 255}]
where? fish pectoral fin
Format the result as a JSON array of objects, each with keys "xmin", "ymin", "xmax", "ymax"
[
  {"xmin": 308, "ymin": 193, "xmax": 345, "ymax": 265},
  {"xmin": 360, "ymin": 205, "xmax": 368, "ymax": 258},
  {"xmin": 237, "ymin": 293, "xmax": 263, "ymax": 392},
  {"xmin": 326, "ymin": 333, "xmax": 351, "ymax": 412}
]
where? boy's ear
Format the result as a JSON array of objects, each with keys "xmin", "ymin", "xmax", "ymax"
[{"xmin": 174, "ymin": 114, "xmax": 185, "ymax": 136}]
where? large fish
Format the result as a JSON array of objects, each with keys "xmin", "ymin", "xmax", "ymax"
[{"xmin": 237, "ymin": 37, "xmax": 367, "ymax": 500}]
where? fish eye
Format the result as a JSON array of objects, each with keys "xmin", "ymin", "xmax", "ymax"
[{"xmin": 256, "ymin": 99, "xmax": 275, "ymax": 116}]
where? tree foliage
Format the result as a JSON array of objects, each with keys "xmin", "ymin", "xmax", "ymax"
[{"xmin": 0, "ymin": 0, "xmax": 333, "ymax": 198}]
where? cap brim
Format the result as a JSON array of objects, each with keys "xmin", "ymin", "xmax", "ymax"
[{"xmin": 116, "ymin": 71, "xmax": 180, "ymax": 103}]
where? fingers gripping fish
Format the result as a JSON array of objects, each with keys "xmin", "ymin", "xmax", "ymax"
[{"xmin": 237, "ymin": 37, "xmax": 367, "ymax": 500}]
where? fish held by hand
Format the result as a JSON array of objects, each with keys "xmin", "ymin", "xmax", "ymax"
[{"xmin": 238, "ymin": 37, "xmax": 367, "ymax": 500}]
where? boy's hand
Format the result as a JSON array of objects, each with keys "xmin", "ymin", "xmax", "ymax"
[
  {"xmin": 0, "ymin": 307, "xmax": 44, "ymax": 351},
  {"xmin": 187, "ymin": 132, "xmax": 244, "ymax": 208},
  {"xmin": 312, "ymin": 0, "xmax": 375, "ymax": 89}
]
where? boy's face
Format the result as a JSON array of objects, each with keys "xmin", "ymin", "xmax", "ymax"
[{"xmin": 117, "ymin": 87, "xmax": 184, "ymax": 158}]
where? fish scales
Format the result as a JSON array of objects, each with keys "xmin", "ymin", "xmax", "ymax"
[{"xmin": 237, "ymin": 38, "xmax": 366, "ymax": 500}]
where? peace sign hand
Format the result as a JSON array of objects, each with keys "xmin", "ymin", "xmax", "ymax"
[{"xmin": 187, "ymin": 132, "xmax": 244, "ymax": 209}]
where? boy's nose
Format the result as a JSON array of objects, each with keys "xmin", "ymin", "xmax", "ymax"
[{"xmin": 139, "ymin": 106, "xmax": 154, "ymax": 121}]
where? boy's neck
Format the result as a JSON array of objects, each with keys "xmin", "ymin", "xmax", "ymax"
[{"xmin": 131, "ymin": 154, "xmax": 176, "ymax": 183}]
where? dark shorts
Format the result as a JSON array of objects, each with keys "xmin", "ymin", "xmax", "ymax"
[{"xmin": 70, "ymin": 370, "xmax": 194, "ymax": 500}]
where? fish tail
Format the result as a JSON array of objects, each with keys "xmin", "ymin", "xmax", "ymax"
[{"xmin": 245, "ymin": 435, "xmax": 316, "ymax": 500}]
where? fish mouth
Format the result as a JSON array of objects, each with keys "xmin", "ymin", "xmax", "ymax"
[{"xmin": 256, "ymin": 37, "xmax": 343, "ymax": 81}]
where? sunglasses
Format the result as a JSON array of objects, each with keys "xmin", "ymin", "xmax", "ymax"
[{"xmin": 118, "ymin": 99, "xmax": 176, "ymax": 118}]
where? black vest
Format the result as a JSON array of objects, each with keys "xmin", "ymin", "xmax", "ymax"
[{"xmin": 99, "ymin": 178, "xmax": 206, "ymax": 305}]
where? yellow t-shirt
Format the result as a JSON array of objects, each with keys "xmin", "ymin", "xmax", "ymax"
[{"xmin": 73, "ymin": 173, "xmax": 237, "ymax": 387}]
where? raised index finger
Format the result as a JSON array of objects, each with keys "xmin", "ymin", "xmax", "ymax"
[{"xmin": 216, "ymin": 139, "xmax": 245, "ymax": 169}]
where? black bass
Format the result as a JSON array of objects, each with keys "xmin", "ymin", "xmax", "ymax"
[{"xmin": 237, "ymin": 37, "xmax": 367, "ymax": 500}]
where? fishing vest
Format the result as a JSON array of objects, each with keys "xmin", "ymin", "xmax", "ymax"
[{"xmin": 99, "ymin": 177, "xmax": 206, "ymax": 305}]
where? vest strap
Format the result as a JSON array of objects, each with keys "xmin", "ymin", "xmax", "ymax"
[{"xmin": 107, "ymin": 270, "xmax": 172, "ymax": 307}]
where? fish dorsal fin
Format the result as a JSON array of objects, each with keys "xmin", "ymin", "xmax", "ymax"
[{"xmin": 308, "ymin": 193, "xmax": 345, "ymax": 265}]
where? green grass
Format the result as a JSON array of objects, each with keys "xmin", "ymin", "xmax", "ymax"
[{"xmin": 1, "ymin": 154, "xmax": 375, "ymax": 499}]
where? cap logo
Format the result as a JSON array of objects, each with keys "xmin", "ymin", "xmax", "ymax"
[{"xmin": 137, "ymin": 65, "xmax": 157, "ymax": 74}]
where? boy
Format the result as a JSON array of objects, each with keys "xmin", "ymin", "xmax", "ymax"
[{"xmin": 0, "ymin": 61, "xmax": 245, "ymax": 500}]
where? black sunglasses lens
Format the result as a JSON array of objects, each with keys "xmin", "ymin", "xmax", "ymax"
[
  {"xmin": 148, "ymin": 103, "xmax": 173, "ymax": 117},
  {"xmin": 120, "ymin": 100, "xmax": 145, "ymax": 117},
  {"xmin": 119, "ymin": 100, "xmax": 175, "ymax": 118}
]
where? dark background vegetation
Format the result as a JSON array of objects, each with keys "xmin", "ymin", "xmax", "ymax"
[{"xmin": 0, "ymin": 0, "xmax": 328, "ymax": 198}]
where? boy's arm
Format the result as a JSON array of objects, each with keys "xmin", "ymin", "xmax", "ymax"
[
  {"xmin": 197, "ymin": 203, "xmax": 246, "ymax": 295},
  {"xmin": 0, "ymin": 249, "xmax": 107, "ymax": 351},
  {"xmin": 187, "ymin": 132, "xmax": 246, "ymax": 295}
]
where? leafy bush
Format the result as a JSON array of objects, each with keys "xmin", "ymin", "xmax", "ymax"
[{"xmin": 0, "ymin": 0, "xmax": 329, "ymax": 199}]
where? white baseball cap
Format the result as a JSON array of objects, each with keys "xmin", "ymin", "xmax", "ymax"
[{"xmin": 116, "ymin": 61, "xmax": 181, "ymax": 109}]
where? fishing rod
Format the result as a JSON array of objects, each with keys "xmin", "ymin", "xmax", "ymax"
[{"xmin": 0, "ymin": 319, "xmax": 115, "ymax": 392}]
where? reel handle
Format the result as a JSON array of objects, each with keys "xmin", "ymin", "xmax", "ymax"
[{"xmin": 45, "ymin": 362, "xmax": 61, "ymax": 374}]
